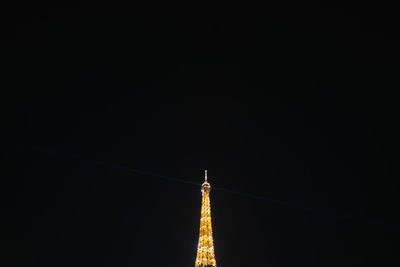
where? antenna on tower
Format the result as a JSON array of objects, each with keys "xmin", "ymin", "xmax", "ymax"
[{"xmin": 205, "ymin": 170, "xmax": 208, "ymax": 182}]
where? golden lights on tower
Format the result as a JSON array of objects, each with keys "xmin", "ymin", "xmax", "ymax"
[{"xmin": 195, "ymin": 170, "xmax": 217, "ymax": 267}]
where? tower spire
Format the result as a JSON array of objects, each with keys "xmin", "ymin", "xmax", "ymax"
[{"xmin": 195, "ymin": 171, "xmax": 217, "ymax": 267}]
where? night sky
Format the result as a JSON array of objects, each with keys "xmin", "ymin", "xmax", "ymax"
[{"xmin": 3, "ymin": 4, "xmax": 400, "ymax": 267}]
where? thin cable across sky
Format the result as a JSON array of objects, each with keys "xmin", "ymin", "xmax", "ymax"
[{"xmin": 19, "ymin": 144, "xmax": 398, "ymax": 231}]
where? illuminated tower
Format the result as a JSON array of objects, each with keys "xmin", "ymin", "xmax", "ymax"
[{"xmin": 195, "ymin": 170, "xmax": 217, "ymax": 267}]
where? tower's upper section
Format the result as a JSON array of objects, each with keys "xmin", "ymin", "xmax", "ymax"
[
  {"xmin": 196, "ymin": 170, "xmax": 217, "ymax": 267},
  {"xmin": 201, "ymin": 170, "xmax": 211, "ymax": 194}
]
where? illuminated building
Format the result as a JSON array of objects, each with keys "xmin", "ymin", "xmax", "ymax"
[{"xmin": 195, "ymin": 170, "xmax": 217, "ymax": 267}]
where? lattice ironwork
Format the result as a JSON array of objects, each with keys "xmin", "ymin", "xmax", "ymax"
[{"xmin": 195, "ymin": 170, "xmax": 217, "ymax": 267}]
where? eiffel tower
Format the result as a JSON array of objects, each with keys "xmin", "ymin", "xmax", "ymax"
[{"xmin": 195, "ymin": 170, "xmax": 217, "ymax": 267}]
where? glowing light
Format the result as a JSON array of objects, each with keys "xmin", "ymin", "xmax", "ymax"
[{"xmin": 195, "ymin": 170, "xmax": 217, "ymax": 267}]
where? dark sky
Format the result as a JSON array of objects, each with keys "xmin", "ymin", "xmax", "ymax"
[{"xmin": 3, "ymin": 4, "xmax": 400, "ymax": 267}]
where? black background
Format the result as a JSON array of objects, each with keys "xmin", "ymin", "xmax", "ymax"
[{"xmin": 3, "ymin": 3, "xmax": 399, "ymax": 267}]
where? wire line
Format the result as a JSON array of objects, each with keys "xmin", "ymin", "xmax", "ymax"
[{"xmin": 22, "ymin": 144, "xmax": 398, "ymax": 231}]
